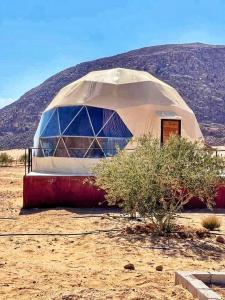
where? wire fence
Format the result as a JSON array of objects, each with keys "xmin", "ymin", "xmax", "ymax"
[{"xmin": 24, "ymin": 146, "xmax": 225, "ymax": 175}]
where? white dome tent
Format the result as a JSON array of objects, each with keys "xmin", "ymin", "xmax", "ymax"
[
  {"xmin": 32, "ymin": 68, "xmax": 203, "ymax": 175},
  {"xmin": 24, "ymin": 68, "xmax": 204, "ymax": 208}
]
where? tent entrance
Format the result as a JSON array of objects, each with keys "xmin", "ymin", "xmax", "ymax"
[{"xmin": 161, "ymin": 119, "xmax": 181, "ymax": 144}]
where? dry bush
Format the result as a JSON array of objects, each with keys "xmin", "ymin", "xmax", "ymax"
[
  {"xmin": 18, "ymin": 154, "xmax": 26, "ymax": 164},
  {"xmin": 94, "ymin": 135, "xmax": 225, "ymax": 233},
  {"xmin": 0, "ymin": 153, "xmax": 13, "ymax": 166},
  {"xmin": 201, "ymin": 215, "xmax": 222, "ymax": 231}
]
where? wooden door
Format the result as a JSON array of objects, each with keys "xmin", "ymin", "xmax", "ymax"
[{"xmin": 161, "ymin": 119, "xmax": 181, "ymax": 144}]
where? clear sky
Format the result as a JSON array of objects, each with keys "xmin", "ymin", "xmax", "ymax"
[{"xmin": 0, "ymin": 0, "xmax": 225, "ymax": 108}]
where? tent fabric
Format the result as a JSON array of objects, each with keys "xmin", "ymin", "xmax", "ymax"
[
  {"xmin": 32, "ymin": 156, "xmax": 100, "ymax": 175},
  {"xmin": 33, "ymin": 68, "xmax": 204, "ymax": 175}
]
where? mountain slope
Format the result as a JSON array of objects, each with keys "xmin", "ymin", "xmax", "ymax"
[{"xmin": 1, "ymin": 43, "xmax": 225, "ymax": 149}]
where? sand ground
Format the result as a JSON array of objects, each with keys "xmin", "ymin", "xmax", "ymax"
[{"xmin": 0, "ymin": 166, "xmax": 225, "ymax": 300}]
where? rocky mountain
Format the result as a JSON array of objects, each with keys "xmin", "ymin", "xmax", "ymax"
[{"xmin": 1, "ymin": 42, "xmax": 225, "ymax": 149}]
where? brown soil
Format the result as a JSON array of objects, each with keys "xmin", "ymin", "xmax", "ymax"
[
  {"xmin": 0, "ymin": 166, "xmax": 225, "ymax": 300},
  {"xmin": 211, "ymin": 284, "xmax": 225, "ymax": 298}
]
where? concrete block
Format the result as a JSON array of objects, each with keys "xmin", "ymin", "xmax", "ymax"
[
  {"xmin": 197, "ymin": 288, "xmax": 221, "ymax": 300},
  {"xmin": 210, "ymin": 271, "xmax": 225, "ymax": 285},
  {"xmin": 186, "ymin": 278, "xmax": 209, "ymax": 298},
  {"xmin": 175, "ymin": 271, "xmax": 223, "ymax": 299},
  {"xmin": 193, "ymin": 272, "xmax": 211, "ymax": 284},
  {"xmin": 175, "ymin": 271, "xmax": 192, "ymax": 285}
]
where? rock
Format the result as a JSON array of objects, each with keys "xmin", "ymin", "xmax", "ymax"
[
  {"xmin": 133, "ymin": 224, "xmax": 151, "ymax": 234},
  {"xmin": 196, "ymin": 229, "xmax": 210, "ymax": 239},
  {"xmin": 124, "ymin": 263, "xmax": 135, "ymax": 270},
  {"xmin": 125, "ymin": 226, "xmax": 135, "ymax": 234},
  {"xmin": 156, "ymin": 265, "xmax": 163, "ymax": 271},
  {"xmin": 178, "ymin": 232, "xmax": 189, "ymax": 239},
  {"xmin": 216, "ymin": 235, "xmax": 225, "ymax": 244}
]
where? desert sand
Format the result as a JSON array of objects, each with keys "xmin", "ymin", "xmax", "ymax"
[{"xmin": 0, "ymin": 166, "xmax": 225, "ymax": 300}]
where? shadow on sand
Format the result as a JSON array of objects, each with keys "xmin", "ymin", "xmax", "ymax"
[
  {"xmin": 19, "ymin": 206, "xmax": 122, "ymax": 217},
  {"xmin": 109, "ymin": 227, "xmax": 225, "ymax": 262}
]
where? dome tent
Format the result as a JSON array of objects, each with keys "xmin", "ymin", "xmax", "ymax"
[{"xmin": 32, "ymin": 68, "xmax": 203, "ymax": 175}]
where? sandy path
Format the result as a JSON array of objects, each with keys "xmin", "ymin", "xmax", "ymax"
[{"xmin": 0, "ymin": 166, "xmax": 225, "ymax": 299}]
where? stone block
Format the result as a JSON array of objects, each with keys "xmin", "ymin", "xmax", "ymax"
[
  {"xmin": 197, "ymin": 287, "xmax": 221, "ymax": 300},
  {"xmin": 210, "ymin": 271, "xmax": 225, "ymax": 285},
  {"xmin": 193, "ymin": 272, "xmax": 211, "ymax": 284}
]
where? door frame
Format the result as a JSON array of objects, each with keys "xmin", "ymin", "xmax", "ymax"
[{"xmin": 160, "ymin": 118, "xmax": 181, "ymax": 144}]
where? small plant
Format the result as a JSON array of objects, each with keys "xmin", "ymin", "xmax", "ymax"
[
  {"xmin": 0, "ymin": 153, "xmax": 13, "ymax": 166},
  {"xmin": 201, "ymin": 215, "xmax": 221, "ymax": 231},
  {"xmin": 18, "ymin": 154, "xmax": 26, "ymax": 164}
]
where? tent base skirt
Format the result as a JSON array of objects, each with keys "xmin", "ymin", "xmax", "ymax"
[
  {"xmin": 23, "ymin": 174, "xmax": 225, "ymax": 209},
  {"xmin": 23, "ymin": 174, "xmax": 106, "ymax": 208}
]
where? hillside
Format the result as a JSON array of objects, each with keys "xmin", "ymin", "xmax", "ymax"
[{"xmin": 0, "ymin": 42, "xmax": 225, "ymax": 149}]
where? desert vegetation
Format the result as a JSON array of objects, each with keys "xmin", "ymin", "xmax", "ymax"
[
  {"xmin": 202, "ymin": 215, "xmax": 222, "ymax": 231},
  {"xmin": 0, "ymin": 152, "xmax": 13, "ymax": 166},
  {"xmin": 94, "ymin": 135, "xmax": 225, "ymax": 233},
  {"xmin": 0, "ymin": 150, "xmax": 25, "ymax": 167}
]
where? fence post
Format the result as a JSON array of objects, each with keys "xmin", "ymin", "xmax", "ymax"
[{"xmin": 24, "ymin": 148, "xmax": 27, "ymax": 175}]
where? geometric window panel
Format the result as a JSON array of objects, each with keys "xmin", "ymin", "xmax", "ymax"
[
  {"xmin": 33, "ymin": 108, "xmax": 55, "ymax": 145},
  {"xmin": 39, "ymin": 108, "xmax": 56, "ymax": 136},
  {"xmin": 40, "ymin": 137, "xmax": 59, "ymax": 157},
  {"xmin": 33, "ymin": 141, "xmax": 44, "ymax": 157},
  {"xmin": 63, "ymin": 137, "xmax": 94, "ymax": 158},
  {"xmin": 58, "ymin": 106, "xmax": 82, "ymax": 134},
  {"xmin": 54, "ymin": 138, "xmax": 69, "ymax": 157},
  {"xmin": 97, "ymin": 137, "xmax": 130, "ymax": 157},
  {"xmin": 87, "ymin": 106, "xmax": 114, "ymax": 135},
  {"xmin": 64, "ymin": 107, "xmax": 94, "ymax": 136},
  {"xmin": 84, "ymin": 139, "xmax": 105, "ymax": 158},
  {"xmin": 34, "ymin": 105, "xmax": 133, "ymax": 159},
  {"xmin": 41, "ymin": 110, "xmax": 60, "ymax": 137},
  {"xmin": 97, "ymin": 113, "xmax": 132, "ymax": 138}
]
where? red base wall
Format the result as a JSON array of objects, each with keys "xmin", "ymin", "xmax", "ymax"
[
  {"xmin": 23, "ymin": 175, "xmax": 225, "ymax": 209},
  {"xmin": 23, "ymin": 175, "xmax": 106, "ymax": 208}
]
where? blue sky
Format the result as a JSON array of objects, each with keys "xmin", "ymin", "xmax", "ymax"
[{"xmin": 0, "ymin": 0, "xmax": 225, "ymax": 108}]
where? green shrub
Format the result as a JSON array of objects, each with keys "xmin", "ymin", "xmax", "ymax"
[
  {"xmin": 18, "ymin": 154, "xmax": 26, "ymax": 164},
  {"xmin": 202, "ymin": 215, "xmax": 221, "ymax": 231},
  {"xmin": 94, "ymin": 135, "xmax": 225, "ymax": 233},
  {"xmin": 0, "ymin": 153, "xmax": 13, "ymax": 166}
]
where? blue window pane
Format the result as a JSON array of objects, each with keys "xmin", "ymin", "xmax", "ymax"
[
  {"xmin": 58, "ymin": 106, "xmax": 82, "ymax": 134},
  {"xmin": 64, "ymin": 107, "xmax": 94, "ymax": 136},
  {"xmin": 98, "ymin": 138, "xmax": 130, "ymax": 157},
  {"xmin": 87, "ymin": 106, "xmax": 114, "ymax": 135},
  {"xmin": 41, "ymin": 110, "xmax": 60, "ymax": 137},
  {"xmin": 54, "ymin": 139, "xmax": 69, "ymax": 157},
  {"xmin": 97, "ymin": 113, "xmax": 132, "ymax": 138},
  {"xmin": 35, "ymin": 109, "xmax": 55, "ymax": 139},
  {"xmin": 84, "ymin": 139, "xmax": 105, "ymax": 158},
  {"xmin": 63, "ymin": 137, "xmax": 93, "ymax": 158},
  {"xmin": 40, "ymin": 137, "xmax": 59, "ymax": 157}
]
